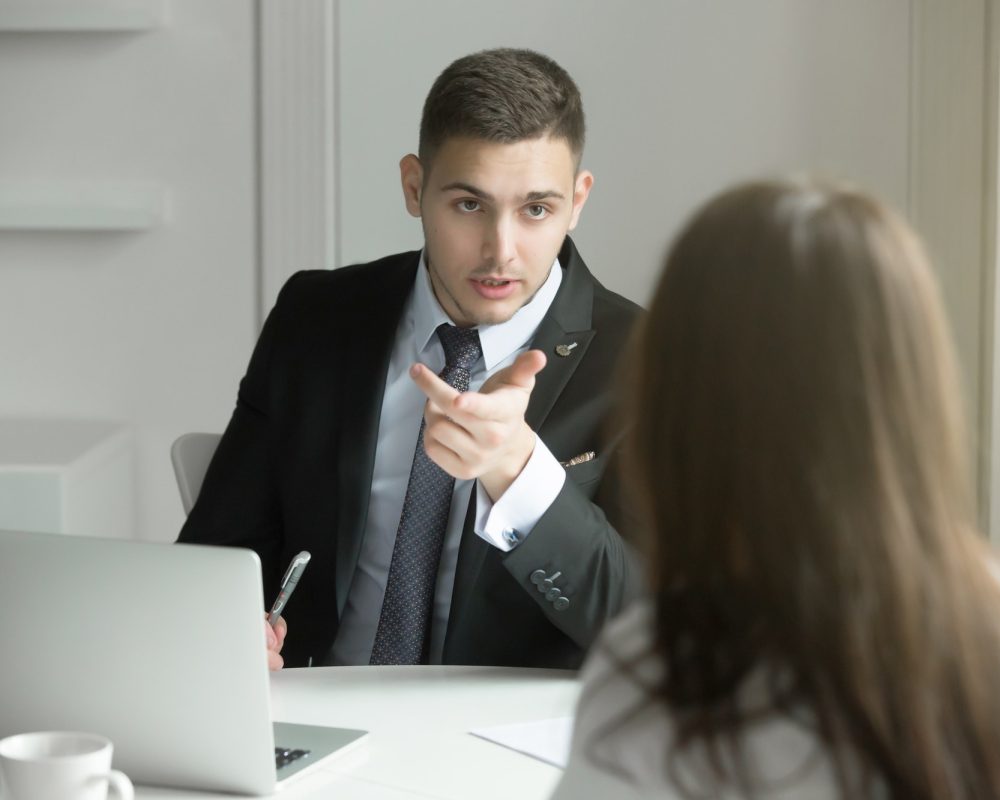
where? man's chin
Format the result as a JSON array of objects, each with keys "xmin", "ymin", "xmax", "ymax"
[{"xmin": 466, "ymin": 304, "xmax": 519, "ymax": 328}]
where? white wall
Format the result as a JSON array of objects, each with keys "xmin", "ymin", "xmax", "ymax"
[
  {"xmin": 336, "ymin": 0, "xmax": 1000, "ymax": 525},
  {"xmin": 336, "ymin": 0, "xmax": 910, "ymax": 307},
  {"xmin": 3, "ymin": 1, "xmax": 972, "ymax": 543},
  {"xmin": 0, "ymin": 1, "xmax": 257, "ymax": 542}
]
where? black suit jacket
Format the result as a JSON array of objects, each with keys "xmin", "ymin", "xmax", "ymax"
[{"xmin": 179, "ymin": 237, "xmax": 642, "ymax": 669}]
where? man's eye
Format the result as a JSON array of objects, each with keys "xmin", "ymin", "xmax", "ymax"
[
  {"xmin": 458, "ymin": 200, "xmax": 480, "ymax": 212},
  {"xmin": 525, "ymin": 204, "xmax": 548, "ymax": 219}
]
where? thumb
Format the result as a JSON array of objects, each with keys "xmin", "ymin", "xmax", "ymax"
[
  {"xmin": 480, "ymin": 349, "xmax": 546, "ymax": 396},
  {"xmin": 505, "ymin": 349, "xmax": 547, "ymax": 389}
]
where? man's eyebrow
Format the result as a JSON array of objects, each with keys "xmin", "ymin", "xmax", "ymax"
[
  {"xmin": 524, "ymin": 190, "xmax": 565, "ymax": 202},
  {"xmin": 440, "ymin": 182, "xmax": 494, "ymax": 201},
  {"xmin": 439, "ymin": 183, "xmax": 566, "ymax": 203}
]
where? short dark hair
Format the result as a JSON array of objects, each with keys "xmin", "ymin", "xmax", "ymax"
[{"xmin": 419, "ymin": 48, "xmax": 585, "ymax": 170}]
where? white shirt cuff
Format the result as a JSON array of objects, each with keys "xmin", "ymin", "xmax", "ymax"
[{"xmin": 473, "ymin": 434, "xmax": 566, "ymax": 551}]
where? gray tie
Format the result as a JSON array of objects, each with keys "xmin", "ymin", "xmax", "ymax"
[{"xmin": 370, "ymin": 323, "xmax": 483, "ymax": 665}]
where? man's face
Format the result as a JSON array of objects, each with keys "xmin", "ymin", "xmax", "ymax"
[{"xmin": 400, "ymin": 136, "xmax": 593, "ymax": 328}]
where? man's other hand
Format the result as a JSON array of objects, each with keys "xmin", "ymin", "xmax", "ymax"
[{"xmin": 265, "ymin": 614, "xmax": 287, "ymax": 671}]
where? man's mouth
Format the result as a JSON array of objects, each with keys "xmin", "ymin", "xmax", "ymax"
[{"xmin": 471, "ymin": 277, "xmax": 519, "ymax": 300}]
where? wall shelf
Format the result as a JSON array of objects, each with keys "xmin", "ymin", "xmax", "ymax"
[
  {"xmin": 0, "ymin": 418, "xmax": 134, "ymax": 538},
  {"xmin": 0, "ymin": 1, "xmax": 166, "ymax": 32},
  {"xmin": 0, "ymin": 182, "xmax": 168, "ymax": 231}
]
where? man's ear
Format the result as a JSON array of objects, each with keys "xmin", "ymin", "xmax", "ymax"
[
  {"xmin": 400, "ymin": 154, "xmax": 424, "ymax": 218},
  {"xmin": 567, "ymin": 169, "xmax": 594, "ymax": 231}
]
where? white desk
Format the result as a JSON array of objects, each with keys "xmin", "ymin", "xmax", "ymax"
[{"xmin": 136, "ymin": 665, "xmax": 579, "ymax": 799}]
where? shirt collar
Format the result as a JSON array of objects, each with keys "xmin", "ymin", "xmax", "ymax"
[{"xmin": 412, "ymin": 252, "xmax": 563, "ymax": 371}]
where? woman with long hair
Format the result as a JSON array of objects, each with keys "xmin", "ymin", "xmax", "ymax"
[{"xmin": 551, "ymin": 178, "xmax": 1000, "ymax": 799}]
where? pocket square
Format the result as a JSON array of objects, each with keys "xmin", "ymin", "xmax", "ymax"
[{"xmin": 560, "ymin": 451, "xmax": 596, "ymax": 468}]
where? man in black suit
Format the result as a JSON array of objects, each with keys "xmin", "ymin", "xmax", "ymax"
[{"xmin": 179, "ymin": 48, "xmax": 641, "ymax": 670}]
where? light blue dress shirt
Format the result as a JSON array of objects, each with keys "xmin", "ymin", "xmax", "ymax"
[{"xmin": 329, "ymin": 254, "xmax": 567, "ymax": 665}]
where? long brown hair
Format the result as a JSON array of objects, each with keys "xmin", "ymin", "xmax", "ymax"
[{"xmin": 625, "ymin": 178, "xmax": 1000, "ymax": 797}]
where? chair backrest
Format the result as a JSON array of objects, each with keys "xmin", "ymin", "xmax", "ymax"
[{"xmin": 171, "ymin": 432, "xmax": 222, "ymax": 515}]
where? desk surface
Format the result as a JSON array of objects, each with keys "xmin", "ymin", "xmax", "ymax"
[{"xmin": 136, "ymin": 665, "xmax": 580, "ymax": 799}]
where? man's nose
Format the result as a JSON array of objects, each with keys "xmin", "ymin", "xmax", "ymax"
[{"xmin": 484, "ymin": 217, "xmax": 516, "ymax": 267}]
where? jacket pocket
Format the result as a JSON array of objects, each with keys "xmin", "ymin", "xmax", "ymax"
[{"xmin": 564, "ymin": 455, "xmax": 604, "ymax": 488}]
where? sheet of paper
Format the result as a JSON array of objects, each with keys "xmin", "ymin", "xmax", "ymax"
[{"xmin": 469, "ymin": 716, "xmax": 574, "ymax": 768}]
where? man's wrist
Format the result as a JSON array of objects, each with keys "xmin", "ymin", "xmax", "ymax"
[{"xmin": 479, "ymin": 423, "xmax": 536, "ymax": 501}]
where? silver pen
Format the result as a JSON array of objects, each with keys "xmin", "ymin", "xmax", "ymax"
[{"xmin": 267, "ymin": 551, "xmax": 311, "ymax": 625}]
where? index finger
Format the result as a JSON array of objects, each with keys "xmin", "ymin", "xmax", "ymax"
[{"xmin": 410, "ymin": 362, "xmax": 462, "ymax": 409}]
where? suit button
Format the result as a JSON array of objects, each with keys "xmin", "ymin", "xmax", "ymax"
[
  {"xmin": 530, "ymin": 569, "xmax": 546, "ymax": 586},
  {"xmin": 553, "ymin": 597, "xmax": 570, "ymax": 611},
  {"xmin": 545, "ymin": 587, "xmax": 561, "ymax": 602}
]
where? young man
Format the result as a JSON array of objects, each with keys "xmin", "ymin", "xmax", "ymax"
[{"xmin": 179, "ymin": 48, "xmax": 641, "ymax": 669}]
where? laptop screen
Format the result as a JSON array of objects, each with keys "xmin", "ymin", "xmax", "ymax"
[{"xmin": 0, "ymin": 530, "xmax": 279, "ymax": 794}]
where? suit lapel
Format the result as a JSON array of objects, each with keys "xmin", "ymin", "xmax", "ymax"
[
  {"xmin": 525, "ymin": 237, "xmax": 596, "ymax": 429},
  {"xmin": 334, "ymin": 254, "xmax": 420, "ymax": 616},
  {"xmin": 445, "ymin": 237, "xmax": 596, "ymax": 653}
]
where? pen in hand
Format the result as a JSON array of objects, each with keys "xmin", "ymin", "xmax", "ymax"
[{"xmin": 267, "ymin": 551, "xmax": 311, "ymax": 625}]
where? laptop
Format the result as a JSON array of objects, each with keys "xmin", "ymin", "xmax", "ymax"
[{"xmin": 0, "ymin": 530, "xmax": 367, "ymax": 795}]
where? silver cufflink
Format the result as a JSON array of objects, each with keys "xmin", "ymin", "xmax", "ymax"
[{"xmin": 502, "ymin": 528, "xmax": 522, "ymax": 546}]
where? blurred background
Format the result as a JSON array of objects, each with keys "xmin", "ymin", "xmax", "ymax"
[{"xmin": 0, "ymin": 0, "xmax": 995, "ymax": 544}]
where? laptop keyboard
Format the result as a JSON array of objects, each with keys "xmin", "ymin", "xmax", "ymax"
[{"xmin": 275, "ymin": 746, "xmax": 311, "ymax": 770}]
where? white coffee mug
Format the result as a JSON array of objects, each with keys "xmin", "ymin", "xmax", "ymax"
[{"xmin": 0, "ymin": 731, "xmax": 134, "ymax": 800}]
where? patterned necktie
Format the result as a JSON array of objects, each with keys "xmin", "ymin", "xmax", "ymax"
[{"xmin": 370, "ymin": 323, "xmax": 483, "ymax": 665}]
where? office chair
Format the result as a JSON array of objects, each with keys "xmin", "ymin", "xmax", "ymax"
[{"xmin": 170, "ymin": 432, "xmax": 221, "ymax": 515}]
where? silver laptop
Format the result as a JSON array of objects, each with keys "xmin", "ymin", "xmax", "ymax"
[{"xmin": 0, "ymin": 530, "xmax": 367, "ymax": 795}]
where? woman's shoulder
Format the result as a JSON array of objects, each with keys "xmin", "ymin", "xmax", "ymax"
[
  {"xmin": 581, "ymin": 600, "xmax": 660, "ymax": 683},
  {"xmin": 552, "ymin": 600, "xmax": 845, "ymax": 800},
  {"xmin": 573, "ymin": 601, "xmax": 664, "ymax": 732},
  {"xmin": 551, "ymin": 601, "xmax": 674, "ymax": 799}
]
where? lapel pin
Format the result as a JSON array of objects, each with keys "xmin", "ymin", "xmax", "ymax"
[{"xmin": 555, "ymin": 342, "xmax": 578, "ymax": 358}]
